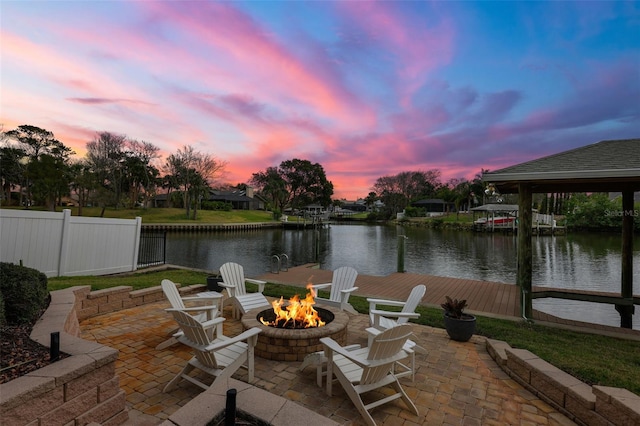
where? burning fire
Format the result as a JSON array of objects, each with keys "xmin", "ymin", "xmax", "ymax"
[{"xmin": 260, "ymin": 284, "xmax": 326, "ymax": 328}]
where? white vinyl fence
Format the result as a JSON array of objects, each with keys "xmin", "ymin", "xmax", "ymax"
[{"xmin": 0, "ymin": 209, "xmax": 141, "ymax": 277}]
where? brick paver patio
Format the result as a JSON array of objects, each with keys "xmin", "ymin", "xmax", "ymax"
[{"xmin": 80, "ymin": 297, "xmax": 575, "ymax": 425}]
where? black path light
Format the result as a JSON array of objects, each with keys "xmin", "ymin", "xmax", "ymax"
[
  {"xmin": 50, "ymin": 332, "xmax": 60, "ymax": 362},
  {"xmin": 225, "ymin": 388, "xmax": 237, "ymax": 426}
]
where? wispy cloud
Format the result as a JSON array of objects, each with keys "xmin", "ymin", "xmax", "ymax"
[{"xmin": 1, "ymin": 1, "xmax": 637, "ymax": 199}]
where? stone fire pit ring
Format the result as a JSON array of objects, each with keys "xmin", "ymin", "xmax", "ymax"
[{"xmin": 241, "ymin": 305, "xmax": 349, "ymax": 361}]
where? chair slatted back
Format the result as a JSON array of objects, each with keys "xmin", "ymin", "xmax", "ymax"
[
  {"xmin": 398, "ymin": 285, "xmax": 426, "ymax": 325},
  {"xmin": 329, "ymin": 266, "xmax": 358, "ymax": 302},
  {"xmin": 162, "ymin": 279, "xmax": 186, "ymax": 310},
  {"xmin": 220, "ymin": 262, "xmax": 248, "ymax": 296},
  {"xmin": 169, "ymin": 309, "xmax": 219, "ymax": 369},
  {"xmin": 361, "ymin": 324, "xmax": 412, "ymax": 385}
]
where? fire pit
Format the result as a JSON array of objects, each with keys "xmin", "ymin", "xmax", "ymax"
[{"xmin": 241, "ymin": 286, "xmax": 349, "ymax": 361}]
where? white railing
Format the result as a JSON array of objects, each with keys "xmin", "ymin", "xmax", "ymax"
[
  {"xmin": 0, "ymin": 209, "xmax": 141, "ymax": 277},
  {"xmin": 533, "ymin": 212, "xmax": 556, "ymax": 227}
]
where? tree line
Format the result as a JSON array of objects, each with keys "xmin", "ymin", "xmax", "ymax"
[
  {"xmin": 2, "ymin": 124, "xmax": 634, "ymax": 229},
  {"xmin": 0, "ymin": 125, "xmax": 227, "ymax": 219},
  {"xmin": 0, "ymin": 124, "xmax": 336, "ymax": 219}
]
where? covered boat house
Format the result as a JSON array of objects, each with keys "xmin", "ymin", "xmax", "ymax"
[{"xmin": 483, "ymin": 139, "xmax": 639, "ymax": 329}]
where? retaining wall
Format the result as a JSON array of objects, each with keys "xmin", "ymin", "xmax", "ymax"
[
  {"xmin": 486, "ymin": 339, "xmax": 640, "ymax": 426},
  {"xmin": 0, "ymin": 283, "xmax": 204, "ymax": 426},
  {"xmin": 3, "ymin": 283, "xmax": 638, "ymax": 425}
]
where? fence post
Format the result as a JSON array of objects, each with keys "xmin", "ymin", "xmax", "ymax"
[
  {"xmin": 131, "ymin": 217, "xmax": 142, "ymax": 272},
  {"xmin": 57, "ymin": 209, "xmax": 72, "ymax": 277}
]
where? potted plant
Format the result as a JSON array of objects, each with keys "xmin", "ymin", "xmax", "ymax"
[
  {"xmin": 441, "ymin": 296, "xmax": 476, "ymax": 342},
  {"xmin": 206, "ymin": 274, "xmax": 224, "ymax": 292}
]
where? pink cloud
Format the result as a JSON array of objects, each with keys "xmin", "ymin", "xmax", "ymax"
[
  {"xmin": 337, "ymin": 2, "xmax": 456, "ymax": 108},
  {"xmin": 138, "ymin": 2, "xmax": 370, "ymax": 125}
]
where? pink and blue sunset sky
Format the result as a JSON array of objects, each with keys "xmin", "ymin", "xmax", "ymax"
[{"xmin": 1, "ymin": 1, "xmax": 638, "ymax": 200}]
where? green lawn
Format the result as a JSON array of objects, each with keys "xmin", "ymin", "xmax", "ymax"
[
  {"xmin": 3, "ymin": 205, "xmax": 276, "ymax": 223},
  {"xmin": 70, "ymin": 207, "xmax": 276, "ymax": 223},
  {"xmin": 49, "ymin": 268, "xmax": 640, "ymax": 396}
]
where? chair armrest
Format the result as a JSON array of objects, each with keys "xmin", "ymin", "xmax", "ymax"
[
  {"xmin": 338, "ymin": 286, "xmax": 359, "ymax": 303},
  {"xmin": 218, "ymin": 282, "xmax": 236, "ymax": 297},
  {"xmin": 201, "ymin": 317, "xmax": 225, "ymax": 329},
  {"xmin": 246, "ymin": 278, "xmax": 266, "ymax": 293},
  {"xmin": 204, "ymin": 327, "xmax": 262, "ymax": 351},
  {"xmin": 182, "ymin": 295, "xmax": 220, "ymax": 303},
  {"xmin": 369, "ymin": 309, "xmax": 419, "ymax": 319},
  {"xmin": 170, "ymin": 305, "xmax": 218, "ymax": 313},
  {"xmin": 310, "ymin": 283, "xmax": 332, "ymax": 290},
  {"xmin": 320, "ymin": 337, "xmax": 370, "ymax": 368},
  {"xmin": 367, "ymin": 298, "xmax": 406, "ymax": 311}
]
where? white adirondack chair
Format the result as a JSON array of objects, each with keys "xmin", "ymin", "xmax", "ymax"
[
  {"xmin": 219, "ymin": 262, "xmax": 270, "ymax": 319},
  {"xmin": 163, "ymin": 309, "xmax": 262, "ymax": 392},
  {"xmin": 156, "ymin": 279, "xmax": 223, "ymax": 350},
  {"xmin": 310, "ymin": 266, "xmax": 359, "ymax": 313},
  {"xmin": 366, "ymin": 284, "xmax": 427, "ymax": 382},
  {"xmin": 320, "ymin": 324, "xmax": 419, "ymax": 426}
]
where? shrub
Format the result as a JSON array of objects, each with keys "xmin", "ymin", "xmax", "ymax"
[
  {"xmin": 404, "ymin": 206, "xmax": 422, "ymax": 217},
  {"xmin": 201, "ymin": 201, "xmax": 233, "ymax": 211},
  {"xmin": 0, "ymin": 262, "xmax": 49, "ymax": 326}
]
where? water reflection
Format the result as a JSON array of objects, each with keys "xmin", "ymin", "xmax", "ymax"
[{"xmin": 166, "ymin": 224, "xmax": 639, "ymax": 329}]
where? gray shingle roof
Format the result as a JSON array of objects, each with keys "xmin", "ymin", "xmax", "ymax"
[
  {"xmin": 488, "ymin": 139, "xmax": 640, "ymax": 178},
  {"xmin": 483, "ymin": 139, "xmax": 640, "ymax": 193}
]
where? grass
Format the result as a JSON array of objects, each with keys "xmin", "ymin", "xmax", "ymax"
[
  {"xmin": 49, "ymin": 268, "xmax": 640, "ymax": 396},
  {"xmin": 5, "ymin": 206, "xmax": 276, "ymax": 223}
]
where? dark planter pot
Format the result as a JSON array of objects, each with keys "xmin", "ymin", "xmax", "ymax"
[
  {"xmin": 443, "ymin": 313, "xmax": 476, "ymax": 342},
  {"xmin": 207, "ymin": 276, "xmax": 224, "ymax": 292}
]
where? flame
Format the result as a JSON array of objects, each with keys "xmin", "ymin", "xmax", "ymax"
[{"xmin": 260, "ymin": 283, "xmax": 325, "ymax": 328}]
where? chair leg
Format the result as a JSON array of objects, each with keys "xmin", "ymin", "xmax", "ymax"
[
  {"xmin": 332, "ymin": 368, "xmax": 376, "ymax": 426},
  {"xmin": 391, "ymin": 379, "xmax": 419, "ymax": 416},
  {"xmin": 155, "ymin": 336, "xmax": 179, "ymax": 351},
  {"xmin": 163, "ymin": 361, "xmax": 195, "ymax": 392},
  {"xmin": 210, "ymin": 353, "xmax": 247, "ymax": 387}
]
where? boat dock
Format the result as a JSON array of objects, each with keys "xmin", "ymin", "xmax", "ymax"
[
  {"xmin": 472, "ymin": 222, "xmax": 566, "ymax": 235},
  {"xmin": 257, "ymin": 263, "xmax": 639, "ymax": 338}
]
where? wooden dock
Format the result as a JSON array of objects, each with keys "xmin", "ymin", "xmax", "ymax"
[
  {"xmin": 472, "ymin": 222, "xmax": 566, "ymax": 235},
  {"xmin": 256, "ymin": 263, "xmax": 639, "ymax": 338}
]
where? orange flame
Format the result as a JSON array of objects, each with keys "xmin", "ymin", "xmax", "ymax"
[{"xmin": 260, "ymin": 283, "xmax": 325, "ymax": 328}]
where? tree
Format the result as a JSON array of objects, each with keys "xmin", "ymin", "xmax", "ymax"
[
  {"xmin": 280, "ymin": 159, "xmax": 333, "ymax": 210},
  {"xmin": 249, "ymin": 166, "xmax": 287, "ymax": 212},
  {"xmin": 163, "ymin": 146, "xmax": 226, "ymax": 219},
  {"xmin": 364, "ymin": 192, "xmax": 378, "ymax": 211},
  {"xmin": 69, "ymin": 159, "xmax": 98, "ymax": 215},
  {"xmin": 474, "ymin": 169, "xmax": 489, "ymax": 205},
  {"xmin": 86, "ymin": 132, "xmax": 127, "ymax": 215},
  {"xmin": 0, "ymin": 146, "xmax": 26, "ymax": 206},
  {"xmin": 123, "ymin": 140, "xmax": 161, "ymax": 208},
  {"xmin": 449, "ymin": 179, "xmax": 472, "ymax": 217},
  {"xmin": 5, "ymin": 124, "xmax": 74, "ymax": 209},
  {"xmin": 5, "ymin": 125, "xmax": 65, "ymax": 159},
  {"xmin": 27, "ymin": 153, "xmax": 71, "ymax": 210},
  {"xmin": 4, "ymin": 125, "xmax": 74, "ymax": 209},
  {"xmin": 371, "ymin": 170, "xmax": 442, "ymax": 217},
  {"xmin": 250, "ymin": 159, "xmax": 334, "ymax": 213}
]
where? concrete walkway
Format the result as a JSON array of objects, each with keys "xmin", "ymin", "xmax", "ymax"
[{"xmin": 80, "ymin": 296, "xmax": 576, "ymax": 425}]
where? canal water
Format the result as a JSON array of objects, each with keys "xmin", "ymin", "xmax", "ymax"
[{"xmin": 166, "ymin": 223, "xmax": 639, "ymax": 330}]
